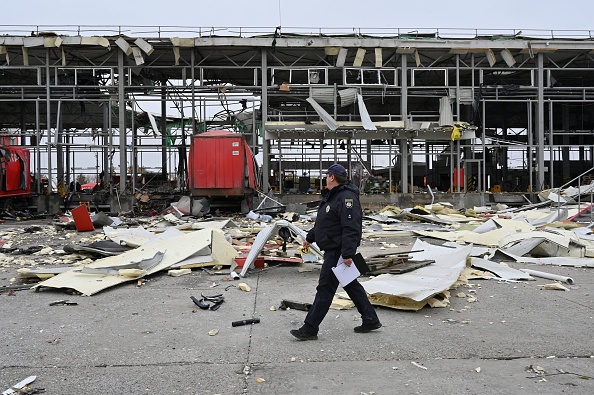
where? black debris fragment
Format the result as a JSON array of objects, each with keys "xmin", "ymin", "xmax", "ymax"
[{"xmin": 279, "ymin": 299, "xmax": 312, "ymax": 311}]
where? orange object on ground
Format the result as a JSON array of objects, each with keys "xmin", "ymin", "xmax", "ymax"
[
  {"xmin": 71, "ymin": 204, "xmax": 95, "ymax": 232},
  {"xmin": 234, "ymin": 257, "xmax": 266, "ymax": 269}
]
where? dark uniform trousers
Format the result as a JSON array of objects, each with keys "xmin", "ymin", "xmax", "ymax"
[{"xmin": 302, "ymin": 249, "xmax": 380, "ymax": 335}]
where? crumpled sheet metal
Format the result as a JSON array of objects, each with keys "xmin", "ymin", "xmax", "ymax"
[
  {"xmin": 490, "ymin": 249, "xmax": 594, "ymax": 267},
  {"xmin": 499, "ymin": 228, "xmax": 586, "ymax": 258},
  {"xmin": 75, "ymin": 251, "xmax": 166, "ymax": 276},
  {"xmin": 103, "ymin": 225, "xmax": 161, "ymax": 248},
  {"xmin": 33, "ymin": 228, "xmax": 221, "ymax": 296},
  {"xmin": 238, "ymin": 220, "xmax": 322, "ymax": 277},
  {"xmin": 432, "ymin": 217, "xmax": 585, "ymax": 252},
  {"xmin": 191, "ymin": 219, "xmax": 238, "ymax": 230},
  {"xmin": 470, "ymin": 257, "xmax": 533, "ymax": 281},
  {"xmin": 518, "ymin": 207, "xmax": 568, "ymax": 227},
  {"xmin": 413, "ymin": 217, "xmax": 536, "ymax": 247},
  {"xmin": 361, "ymin": 238, "xmax": 472, "ymax": 309},
  {"xmin": 499, "ymin": 230, "xmax": 572, "ymax": 249}
]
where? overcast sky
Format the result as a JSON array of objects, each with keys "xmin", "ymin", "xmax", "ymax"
[{"xmin": 3, "ymin": 0, "xmax": 593, "ymax": 32}]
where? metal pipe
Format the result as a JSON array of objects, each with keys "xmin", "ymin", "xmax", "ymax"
[{"xmin": 519, "ymin": 269, "xmax": 574, "ymax": 285}]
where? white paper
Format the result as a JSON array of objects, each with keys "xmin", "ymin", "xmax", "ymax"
[{"xmin": 332, "ymin": 256, "xmax": 360, "ymax": 287}]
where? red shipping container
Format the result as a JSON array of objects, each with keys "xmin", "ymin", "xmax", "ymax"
[{"xmin": 188, "ymin": 130, "xmax": 257, "ymax": 197}]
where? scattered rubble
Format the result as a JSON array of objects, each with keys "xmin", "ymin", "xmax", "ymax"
[
  {"xmin": 2, "ymin": 375, "xmax": 38, "ymax": 395},
  {"xmin": 1, "ymin": 185, "xmax": 593, "ymax": 315}
]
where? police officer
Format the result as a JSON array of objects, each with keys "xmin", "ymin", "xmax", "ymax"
[{"xmin": 290, "ymin": 164, "xmax": 381, "ymax": 340}]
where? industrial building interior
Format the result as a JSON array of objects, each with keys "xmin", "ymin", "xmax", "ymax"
[{"xmin": 1, "ymin": 26, "xmax": 594, "ymax": 213}]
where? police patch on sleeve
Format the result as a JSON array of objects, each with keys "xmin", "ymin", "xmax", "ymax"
[{"xmin": 345, "ymin": 199, "xmax": 353, "ymax": 208}]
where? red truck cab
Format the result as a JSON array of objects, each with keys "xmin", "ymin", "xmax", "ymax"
[{"xmin": 0, "ymin": 143, "xmax": 31, "ymax": 200}]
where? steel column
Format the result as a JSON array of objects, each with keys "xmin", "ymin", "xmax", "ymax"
[
  {"xmin": 161, "ymin": 79, "xmax": 168, "ymax": 180},
  {"xmin": 261, "ymin": 48, "xmax": 270, "ymax": 193},
  {"xmin": 118, "ymin": 49, "xmax": 127, "ymax": 194},
  {"xmin": 400, "ymin": 53, "xmax": 408, "ymax": 194},
  {"xmin": 536, "ymin": 53, "xmax": 545, "ymax": 189},
  {"xmin": 45, "ymin": 48, "xmax": 53, "ymax": 193}
]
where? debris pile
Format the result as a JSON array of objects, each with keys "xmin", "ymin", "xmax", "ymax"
[{"xmin": 1, "ymin": 187, "xmax": 593, "ymax": 313}]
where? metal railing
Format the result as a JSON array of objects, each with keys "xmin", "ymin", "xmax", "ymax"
[
  {"xmin": 1, "ymin": 25, "xmax": 593, "ymax": 40},
  {"xmin": 555, "ymin": 166, "xmax": 594, "ymax": 225}
]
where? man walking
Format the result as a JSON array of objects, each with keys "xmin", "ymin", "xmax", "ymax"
[{"xmin": 291, "ymin": 164, "xmax": 381, "ymax": 341}]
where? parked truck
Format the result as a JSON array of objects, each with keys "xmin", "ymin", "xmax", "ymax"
[
  {"xmin": 188, "ymin": 130, "xmax": 260, "ymax": 211},
  {"xmin": 0, "ymin": 131, "xmax": 260, "ymax": 213},
  {"xmin": 0, "ymin": 142, "xmax": 31, "ymax": 207}
]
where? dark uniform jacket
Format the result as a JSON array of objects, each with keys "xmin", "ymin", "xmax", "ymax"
[{"xmin": 306, "ymin": 181, "xmax": 362, "ymax": 259}]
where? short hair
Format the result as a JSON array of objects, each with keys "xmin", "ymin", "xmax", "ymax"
[{"xmin": 332, "ymin": 173, "xmax": 348, "ymax": 184}]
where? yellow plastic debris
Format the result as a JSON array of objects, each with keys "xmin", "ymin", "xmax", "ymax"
[{"xmin": 451, "ymin": 124, "xmax": 461, "ymax": 140}]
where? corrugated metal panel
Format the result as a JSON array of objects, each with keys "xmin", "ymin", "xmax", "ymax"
[
  {"xmin": 190, "ymin": 132, "xmax": 245, "ymax": 191},
  {"xmin": 310, "ymin": 87, "xmax": 335, "ymax": 105},
  {"xmin": 449, "ymin": 87, "xmax": 474, "ymax": 104},
  {"xmin": 438, "ymin": 97, "xmax": 454, "ymax": 127},
  {"xmin": 305, "ymin": 98, "xmax": 339, "ymax": 130},
  {"xmin": 338, "ymin": 88, "xmax": 357, "ymax": 107},
  {"xmin": 239, "ymin": 220, "xmax": 322, "ymax": 277},
  {"xmin": 357, "ymin": 94, "xmax": 377, "ymax": 131},
  {"xmin": 215, "ymin": 136, "xmax": 244, "ymax": 189}
]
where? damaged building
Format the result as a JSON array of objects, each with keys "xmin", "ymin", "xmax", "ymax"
[
  {"xmin": 3, "ymin": 25, "xmax": 594, "ymax": 395},
  {"xmin": 0, "ymin": 26, "xmax": 594, "ymax": 212}
]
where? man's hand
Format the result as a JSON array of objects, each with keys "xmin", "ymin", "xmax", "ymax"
[
  {"xmin": 300, "ymin": 241, "xmax": 311, "ymax": 255},
  {"xmin": 343, "ymin": 258, "xmax": 353, "ymax": 266}
]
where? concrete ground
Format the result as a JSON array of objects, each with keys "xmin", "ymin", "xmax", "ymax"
[{"xmin": 1, "ymin": 236, "xmax": 593, "ymax": 395}]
